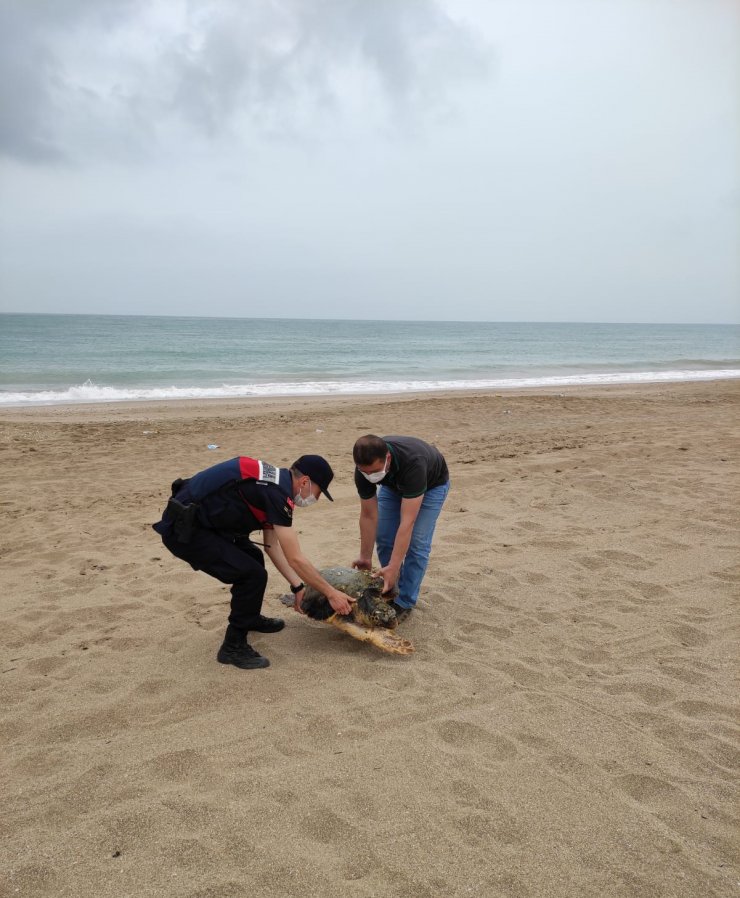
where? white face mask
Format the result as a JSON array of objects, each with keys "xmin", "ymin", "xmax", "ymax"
[
  {"xmin": 294, "ymin": 479, "xmax": 317, "ymax": 507},
  {"xmin": 361, "ymin": 456, "xmax": 389, "ymax": 484}
]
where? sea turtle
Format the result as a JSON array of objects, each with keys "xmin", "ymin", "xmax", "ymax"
[{"xmin": 279, "ymin": 566, "xmax": 414, "ymax": 655}]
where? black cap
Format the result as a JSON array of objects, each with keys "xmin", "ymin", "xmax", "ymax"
[{"xmin": 293, "ymin": 454, "xmax": 334, "ymax": 501}]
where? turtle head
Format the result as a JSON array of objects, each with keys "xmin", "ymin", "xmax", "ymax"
[{"xmin": 356, "ymin": 587, "xmax": 398, "ymax": 629}]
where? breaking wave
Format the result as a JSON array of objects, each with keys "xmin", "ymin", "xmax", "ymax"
[{"xmin": 1, "ymin": 369, "xmax": 739, "ymax": 406}]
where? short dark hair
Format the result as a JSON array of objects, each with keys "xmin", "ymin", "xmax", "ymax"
[{"xmin": 353, "ymin": 434, "xmax": 387, "ymax": 466}]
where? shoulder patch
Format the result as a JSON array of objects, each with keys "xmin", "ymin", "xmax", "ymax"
[{"xmin": 258, "ymin": 461, "xmax": 279, "ymax": 483}]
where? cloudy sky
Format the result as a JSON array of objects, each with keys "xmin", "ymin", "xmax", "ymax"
[{"xmin": 0, "ymin": 0, "xmax": 738, "ymax": 323}]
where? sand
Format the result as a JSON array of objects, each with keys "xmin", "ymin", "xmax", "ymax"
[{"xmin": 1, "ymin": 381, "xmax": 738, "ymax": 898}]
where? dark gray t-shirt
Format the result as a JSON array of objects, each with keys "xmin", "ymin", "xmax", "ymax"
[{"xmin": 354, "ymin": 435, "xmax": 449, "ymax": 500}]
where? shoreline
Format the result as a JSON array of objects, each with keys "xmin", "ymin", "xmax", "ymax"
[
  {"xmin": 1, "ymin": 375, "xmax": 739, "ymax": 422},
  {"xmin": 1, "ymin": 367, "xmax": 739, "ymax": 410}
]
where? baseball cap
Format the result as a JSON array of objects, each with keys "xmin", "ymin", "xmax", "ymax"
[{"xmin": 293, "ymin": 454, "xmax": 334, "ymax": 501}]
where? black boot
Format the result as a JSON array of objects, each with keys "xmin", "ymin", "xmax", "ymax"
[
  {"xmin": 390, "ymin": 601, "xmax": 412, "ymax": 623},
  {"xmin": 217, "ymin": 625, "xmax": 270, "ymax": 670},
  {"xmin": 250, "ymin": 615, "xmax": 285, "ymax": 634}
]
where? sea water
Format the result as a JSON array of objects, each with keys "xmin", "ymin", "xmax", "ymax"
[{"xmin": 0, "ymin": 314, "xmax": 738, "ymax": 406}]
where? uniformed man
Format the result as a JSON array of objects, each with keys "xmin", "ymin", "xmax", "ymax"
[
  {"xmin": 153, "ymin": 454, "xmax": 354, "ymax": 670},
  {"xmin": 352, "ymin": 435, "xmax": 450, "ymax": 620}
]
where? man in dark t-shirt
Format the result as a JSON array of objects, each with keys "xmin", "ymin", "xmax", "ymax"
[
  {"xmin": 153, "ymin": 454, "xmax": 354, "ymax": 670},
  {"xmin": 352, "ymin": 435, "xmax": 450, "ymax": 619}
]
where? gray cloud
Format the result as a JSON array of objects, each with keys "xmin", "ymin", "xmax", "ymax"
[
  {"xmin": 1, "ymin": 1, "xmax": 736, "ymax": 324},
  {"xmin": 0, "ymin": 0, "xmax": 490, "ymax": 164},
  {"xmin": 0, "ymin": 0, "xmax": 147, "ymax": 162},
  {"xmin": 0, "ymin": 5, "xmax": 63, "ymax": 162}
]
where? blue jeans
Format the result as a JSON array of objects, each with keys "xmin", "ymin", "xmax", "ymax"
[{"xmin": 376, "ymin": 481, "xmax": 450, "ymax": 610}]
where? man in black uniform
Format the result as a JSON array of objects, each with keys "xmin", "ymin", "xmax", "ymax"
[
  {"xmin": 153, "ymin": 453, "xmax": 354, "ymax": 670},
  {"xmin": 352, "ymin": 435, "xmax": 450, "ymax": 619}
]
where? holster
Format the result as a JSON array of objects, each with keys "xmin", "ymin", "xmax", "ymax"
[{"xmin": 166, "ymin": 497, "xmax": 199, "ymax": 544}]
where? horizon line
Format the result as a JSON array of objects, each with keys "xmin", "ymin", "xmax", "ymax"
[{"xmin": 1, "ymin": 311, "xmax": 738, "ymax": 327}]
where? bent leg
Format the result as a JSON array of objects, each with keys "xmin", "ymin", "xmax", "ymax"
[{"xmin": 161, "ymin": 529, "xmax": 267, "ymax": 632}]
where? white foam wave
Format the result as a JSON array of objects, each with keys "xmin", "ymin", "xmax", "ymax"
[{"xmin": 1, "ymin": 370, "xmax": 738, "ymax": 406}]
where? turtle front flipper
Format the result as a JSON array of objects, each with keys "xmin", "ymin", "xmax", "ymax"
[{"xmin": 328, "ymin": 616, "xmax": 415, "ymax": 655}]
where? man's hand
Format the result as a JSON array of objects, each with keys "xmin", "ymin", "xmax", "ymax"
[
  {"xmin": 377, "ymin": 564, "xmax": 400, "ymax": 596},
  {"xmin": 293, "ymin": 587, "xmax": 306, "ymax": 615},
  {"xmin": 328, "ymin": 589, "xmax": 356, "ymax": 616},
  {"xmin": 352, "ymin": 556, "xmax": 372, "ymax": 571}
]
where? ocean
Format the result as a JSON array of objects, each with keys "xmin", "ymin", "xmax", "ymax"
[{"xmin": 1, "ymin": 314, "xmax": 738, "ymax": 406}]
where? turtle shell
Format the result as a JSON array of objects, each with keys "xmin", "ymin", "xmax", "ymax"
[{"xmin": 300, "ymin": 566, "xmax": 398, "ymax": 628}]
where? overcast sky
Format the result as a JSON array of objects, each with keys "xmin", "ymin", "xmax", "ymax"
[{"xmin": 0, "ymin": 0, "xmax": 738, "ymax": 323}]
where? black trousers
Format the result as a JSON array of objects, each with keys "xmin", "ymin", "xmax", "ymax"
[{"xmin": 159, "ymin": 527, "xmax": 267, "ymax": 634}]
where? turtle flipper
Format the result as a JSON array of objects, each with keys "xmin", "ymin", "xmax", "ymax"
[{"xmin": 328, "ymin": 616, "xmax": 415, "ymax": 655}]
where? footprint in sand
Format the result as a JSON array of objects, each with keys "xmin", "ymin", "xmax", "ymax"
[
  {"xmin": 598, "ymin": 549, "xmax": 652, "ymax": 568},
  {"xmin": 437, "ymin": 720, "xmax": 518, "ymax": 761},
  {"xmin": 146, "ymin": 748, "xmax": 214, "ymax": 783},
  {"xmin": 493, "ymin": 660, "xmax": 549, "ymax": 687},
  {"xmin": 299, "ymin": 806, "xmax": 354, "ymax": 845},
  {"xmin": 458, "ymin": 807, "xmax": 525, "ymax": 845},
  {"xmin": 528, "ymin": 538, "xmax": 579, "ymax": 550},
  {"xmin": 577, "ymin": 551, "xmax": 652, "ymax": 571},
  {"xmin": 576, "ymin": 554, "xmax": 608, "ymax": 571},
  {"xmin": 668, "ymin": 623, "xmax": 710, "ymax": 647},
  {"xmin": 614, "ymin": 773, "xmax": 680, "ymax": 802},
  {"xmin": 25, "ymin": 655, "xmax": 71, "ymax": 676},
  {"xmin": 457, "ymin": 621, "xmax": 513, "ymax": 641},
  {"xmin": 515, "ymin": 519, "xmax": 545, "ymax": 532},
  {"xmin": 449, "ymin": 779, "xmax": 495, "ymax": 810},
  {"xmin": 599, "ymin": 682, "xmax": 676, "ymax": 706},
  {"xmin": 710, "ymin": 563, "xmax": 740, "ymax": 582},
  {"xmin": 184, "ymin": 600, "xmax": 228, "ymax": 631},
  {"xmin": 573, "ymin": 647, "xmax": 611, "ymax": 664},
  {"xmin": 132, "ymin": 676, "xmax": 179, "ymax": 697},
  {"xmin": 627, "ymin": 580, "xmax": 671, "ymax": 601},
  {"xmin": 702, "ymin": 738, "xmax": 740, "ymax": 773},
  {"xmin": 546, "ymin": 752, "xmax": 592, "ymax": 780},
  {"xmin": 512, "ymin": 730, "xmax": 556, "ymax": 751},
  {"xmin": 659, "ymin": 664, "xmax": 708, "ymax": 686}
]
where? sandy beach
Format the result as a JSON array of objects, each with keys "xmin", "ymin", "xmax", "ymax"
[{"xmin": 1, "ymin": 380, "xmax": 738, "ymax": 898}]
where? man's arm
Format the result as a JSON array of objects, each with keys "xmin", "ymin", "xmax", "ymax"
[
  {"xmin": 262, "ymin": 528, "xmax": 303, "ymax": 590},
  {"xmin": 377, "ymin": 495, "xmax": 424, "ymax": 594},
  {"xmin": 272, "ymin": 525, "xmax": 355, "ymax": 615},
  {"xmin": 353, "ymin": 496, "xmax": 378, "ymax": 570}
]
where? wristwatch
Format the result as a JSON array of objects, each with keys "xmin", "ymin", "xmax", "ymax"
[{"xmin": 289, "ymin": 582, "xmax": 305, "ymax": 595}]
